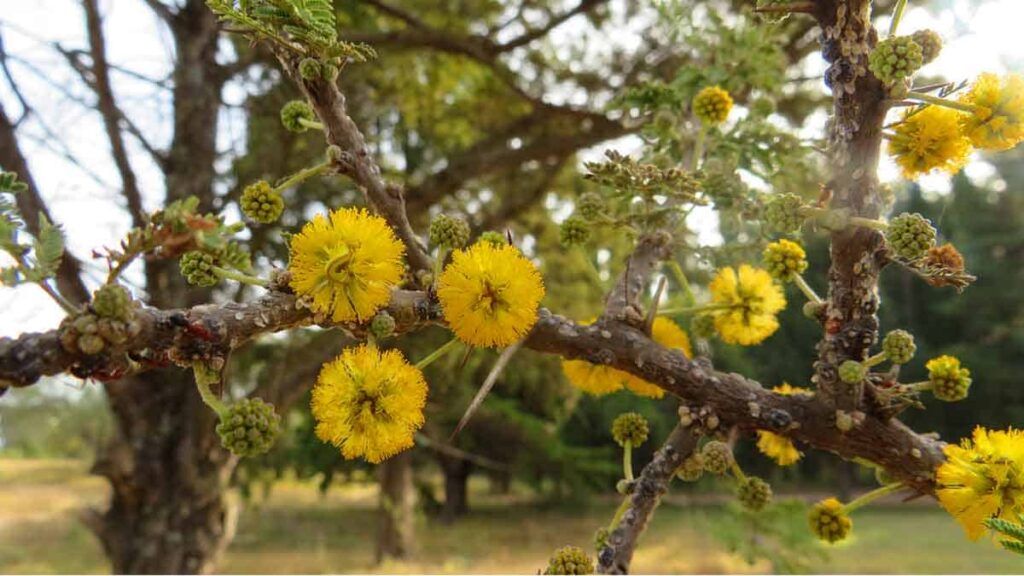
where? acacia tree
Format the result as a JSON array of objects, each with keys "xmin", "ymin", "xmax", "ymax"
[{"xmin": 2, "ymin": 0, "xmax": 1024, "ymax": 575}]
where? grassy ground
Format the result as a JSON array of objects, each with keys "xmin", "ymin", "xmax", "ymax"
[{"xmin": 1, "ymin": 458, "xmax": 1021, "ymax": 574}]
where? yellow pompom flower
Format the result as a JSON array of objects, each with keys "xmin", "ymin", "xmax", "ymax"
[
  {"xmin": 889, "ymin": 106, "xmax": 972, "ymax": 179},
  {"xmin": 959, "ymin": 73, "xmax": 1024, "ymax": 151},
  {"xmin": 562, "ymin": 317, "xmax": 692, "ymax": 398},
  {"xmin": 937, "ymin": 427, "xmax": 1024, "ymax": 540},
  {"xmin": 437, "ymin": 242, "xmax": 545, "ymax": 348},
  {"xmin": 311, "ymin": 345, "xmax": 428, "ymax": 463},
  {"xmin": 693, "ymin": 86, "xmax": 734, "ymax": 126},
  {"xmin": 289, "ymin": 208, "xmax": 406, "ymax": 323},
  {"xmin": 756, "ymin": 384, "xmax": 809, "ymax": 466},
  {"xmin": 708, "ymin": 264, "xmax": 787, "ymax": 346}
]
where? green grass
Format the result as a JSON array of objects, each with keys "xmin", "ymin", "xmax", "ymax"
[{"xmin": 1, "ymin": 458, "xmax": 1021, "ymax": 574}]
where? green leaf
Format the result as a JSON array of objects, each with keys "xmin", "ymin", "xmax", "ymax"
[
  {"xmin": 27, "ymin": 213, "xmax": 66, "ymax": 280},
  {"xmin": 1000, "ymin": 539, "xmax": 1024, "ymax": 555}
]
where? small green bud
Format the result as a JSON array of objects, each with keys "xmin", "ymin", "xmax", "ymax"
[
  {"xmin": 701, "ymin": 441, "xmax": 732, "ymax": 475},
  {"xmin": 736, "ymin": 476, "xmax": 773, "ymax": 512},
  {"xmin": 911, "ymin": 30, "xmax": 942, "ymax": 64},
  {"xmin": 429, "ymin": 214, "xmax": 471, "ymax": 249},
  {"xmin": 280, "ymin": 100, "xmax": 316, "ymax": 133},
  {"xmin": 809, "ymin": 498, "xmax": 852, "ymax": 543},
  {"xmin": 763, "ymin": 239, "xmax": 808, "ymax": 282},
  {"xmin": 92, "ymin": 284, "xmax": 133, "ymax": 322},
  {"xmin": 838, "ymin": 360, "xmax": 868, "ymax": 384},
  {"xmin": 180, "ymin": 251, "xmax": 218, "ymax": 287},
  {"xmin": 544, "ymin": 546, "xmax": 594, "ymax": 575},
  {"xmin": 476, "ymin": 230, "xmax": 507, "ymax": 247},
  {"xmin": 370, "ymin": 311, "xmax": 396, "ymax": 340},
  {"xmin": 692, "ymin": 86, "xmax": 733, "ymax": 126},
  {"xmin": 926, "ymin": 355, "xmax": 972, "ymax": 402},
  {"xmin": 216, "ymin": 397, "xmax": 281, "ymax": 457},
  {"xmin": 611, "ymin": 412, "xmax": 649, "ymax": 447},
  {"xmin": 593, "ymin": 527, "xmax": 609, "ymax": 551},
  {"xmin": 77, "ymin": 334, "xmax": 106, "ymax": 355},
  {"xmin": 241, "ymin": 181, "xmax": 285, "ymax": 224},
  {"xmin": 886, "ymin": 212, "xmax": 937, "ymax": 261},
  {"xmin": 326, "ymin": 145, "xmax": 344, "ymax": 163},
  {"xmin": 676, "ymin": 453, "xmax": 704, "ymax": 482},
  {"xmin": 882, "ymin": 329, "xmax": 916, "ymax": 364},
  {"xmin": 576, "ymin": 192, "xmax": 606, "ymax": 221},
  {"xmin": 298, "ymin": 58, "xmax": 322, "ymax": 80},
  {"xmin": 868, "ymin": 36, "xmax": 924, "ymax": 85},
  {"xmin": 559, "ymin": 215, "xmax": 590, "ymax": 247},
  {"xmin": 763, "ymin": 193, "xmax": 805, "ymax": 235}
]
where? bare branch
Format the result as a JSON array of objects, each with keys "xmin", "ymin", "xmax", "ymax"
[
  {"xmin": 496, "ymin": 0, "xmax": 608, "ymax": 52},
  {"xmin": 141, "ymin": 0, "xmax": 176, "ymax": 24}
]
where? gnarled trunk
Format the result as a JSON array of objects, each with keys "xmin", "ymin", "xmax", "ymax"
[
  {"xmin": 376, "ymin": 451, "xmax": 416, "ymax": 562},
  {"xmin": 438, "ymin": 454, "xmax": 472, "ymax": 523}
]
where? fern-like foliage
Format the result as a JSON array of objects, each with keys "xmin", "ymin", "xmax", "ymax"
[
  {"xmin": 0, "ymin": 171, "xmax": 65, "ymax": 287},
  {"xmin": 986, "ymin": 516, "xmax": 1024, "ymax": 555}
]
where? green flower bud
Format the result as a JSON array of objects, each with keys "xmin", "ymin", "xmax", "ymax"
[
  {"xmin": 180, "ymin": 251, "xmax": 218, "ymax": 287},
  {"xmin": 763, "ymin": 239, "xmax": 808, "ymax": 282},
  {"xmin": 809, "ymin": 498, "xmax": 852, "ymax": 543},
  {"xmin": 701, "ymin": 440, "xmax": 732, "ymax": 475},
  {"xmin": 92, "ymin": 284, "xmax": 133, "ymax": 322},
  {"xmin": 692, "ymin": 86, "xmax": 734, "ymax": 126},
  {"xmin": 911, "ymin": 30, "xmax": 942, "ymax": 64},
  {"xmin": 676, "ymin": 453, "xmax": 705, "ymax": 482},
  {"xmin": 736, "ymin": 476, "xmax": 773, "ymax": 512},
  {"xmin": 476, "ymin": 230, "xmax": 507, "ymax": 247},
  {"xmin": 560, "ymin": 215, "xmax": 590, "ymax": 247},
  {"xmin": 216, "ymin": 397, "xmax": 281, "ymax": 457},
  {"xmin": 926, "ymin": 355, "xmax": 972, "ymax": 402},
  {"xmin": 593, "ymin": 527, "xmax": 609, "ymax": 551},
  {"xmin": 370, "ymin": 311, "xmax": 396, "ymax": 340},
  {"xmin": 868, "ymin": 36, "xmax": 924, "ymax": 85},
  {"xmin": 241, "ymin": 180, "xmax": 285, "ymax": 224},
  {"xmin": 544, "ymin": 546, "xmax": 594, "ymax": 575},
  {"xmin": 77, "ymin": 333, "xmax": 105, "ymax": 355},
  {"xmin": 763, "ymin": 193, "xmax": 805, "ymax": 235},
  {"xmin": 429, "ymin": 214, "xmax": 471, "ymax": 249},
  {"xmin": 838, "ymin": 360, "xmax": 868, "ymax": 384},
  {"xmin": 280, "ymin": 100, "xmax": 316, "ymax": 133},
  {"xmin": 882, "ymin": 329, "xmax": 916, "ymax": 364},
  {"xmin": 886, "ymin": 213, "xmax": 937, "ymax": 261},
  {"xmin": 611, "ymin": 412, "xmax": 649, "ymax": 447},
  {"xmin": 299, "ymin": 58, "xmax": 322, "ymax": 80},
  {"xmin": 576, "ymin": 192, "xmax": 606, "ymax": 221}
]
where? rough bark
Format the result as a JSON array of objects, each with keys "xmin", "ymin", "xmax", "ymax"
[
  {"xmin": 438, "ymin": 453, "xmax": 472, "ymax": 523},
  {"xmin": 376, "ymin": 450, "xmax": 416, "ymax": 562}
]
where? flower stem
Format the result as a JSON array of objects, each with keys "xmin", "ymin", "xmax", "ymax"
[
  {"xmin": 607, "ymin": 496, "xmax": 631, "ymax": 532},
  {"xmin": 843, "ymin": 482, "xmax": 904, "ymax": 513},
  {"xmin": 729, "ymin": 458, "xmax": 747, "ymax": 482},
  {"xmin": 433, "ymin": 246, "xmax": 449, "ymax": 287},
  {"xmin": 665, "ymin": 260, "xmax": 697, "ymax": 307},
  {"xmin": 849, "ymin": 216, "xmax": 889, "ymax": 232},
  {"xmin": 193, "ymin": 362, "xmax": 228, "ymax": 418},
  {"xmin": 213, "ymin": 266, "xmax": 268, "ymax": 287},
  {"xmin": 906, "ymin": 92, "xmax": 980, "ymax": 114},
  {"xmin": 298, "ymin": 117, "xmax": 325, "ymax": 131},
  {"xmin": 792, "ymin": 273, "xmax": 824, "ymax": 305},
  {"xmin": 691, "ymin": 125, "xmax": 707, "ymax": 172},
  {"xmin": 623, "ymin": 442, "xmax": 634, "ymax": 482},
  {"xmin": 416, "ymin": 337, "xmax": 462, "ymax": 370},
  {"xmin": 903, "ymin": 381, "xmax": 933, "ymax": 393},
  {"xmin": 863, "ymin": 352, "xmax": 888, "ymax": 368},
  {"xmin": 888, "ymin": 0, "xmax": 908, "ymax": 37},
  {"xmin": 274, "ymin": 160, "xmax": 330, "ymax": 193},
  {"xmin": 658, "ymin": 302, "xmax": 736, "ymax": 316}
]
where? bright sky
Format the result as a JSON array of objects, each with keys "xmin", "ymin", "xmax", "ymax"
[{"xmin": 0, "ymin": 0, "xmax": 1022, "ymax": 342}]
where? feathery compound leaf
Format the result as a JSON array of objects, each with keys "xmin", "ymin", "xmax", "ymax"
[
  {"xmin": 1000, "ymin": 539, "xmax": 1024, "ymax": 555},
  {"xmin": 290, "ymin": 0, "xmax": 336, "ymax": 43},
  {"xmin": 986, "ymin": 517, "xmax": 1024, "ymax": 542},
  {"xmin": 28, "ymin": 213, "xmax": 66, "ymax": 281}
]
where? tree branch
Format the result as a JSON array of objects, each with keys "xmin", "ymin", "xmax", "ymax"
[{"xmin": 496, "ymin": 0, "xmax": 608, "ymax": 52}]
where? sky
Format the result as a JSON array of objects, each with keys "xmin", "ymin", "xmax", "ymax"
[{"xmin": 0, "ymin": 0, "xmax": 1022, "ymax": 346}]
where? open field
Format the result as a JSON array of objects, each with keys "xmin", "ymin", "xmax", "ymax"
[{"xmin": 0, "ymin": 458, "xmax": 1021, "ymax": 574}]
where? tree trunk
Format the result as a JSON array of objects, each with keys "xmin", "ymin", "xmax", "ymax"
[
  {"xmin": 438, "ymin": 454, "xmax": 472, "ymax": 523},
  {"xmin": 376, "ymin": 451, "xmax": 416, "ymax": 562},
  {"xmin": 88, "ymin": 369, "xmax": 237, "ymax": 574}
]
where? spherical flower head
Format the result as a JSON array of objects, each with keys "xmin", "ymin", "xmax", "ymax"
[
  {"xmin": 280, "ymin": 100, "xmax": 316, "ymax": 133},
  {"xmin": 701, "ymin": 440, "xmax": 733, "ymax": 475},
  {"xmin": 882, "ymin": 329, "xmax": 916, "ymax": 364},
  {"xmin": 757, "ymin": 431, "xmax": 802, "ymax": 466},
  {"xmin": 937, "ymin": 427, "xmax": 1024, "ymax": 540},
  {"xmin": 429, "ymin": 214, "xmax": 471, "ymax": 249},
  {"xmin": 737, "ymin": 476, "xmax": 773, "ymax": 512},
  {"xmin": 677, "ymin": 453, "xmax": 705, "ymax": 482},
  {"xmin": 762, "ymin": 193, "xmax": 805, "ymax": 236},
  {"xmin": 809, "ymin": 498, "xmax": 852, "ymax": 543},
  {"xmin": 544, "ymin": 546, "xmax": 594, "ymax": 575},
  {"xmin": 216, "ymin": 398, "xmax": 281, "ymax": 457},
  {"xmin": 889, "ymin": 106, "xmax": 971, "ymax": 179},
  {"xmin": 622, "ymin": 317, "xmax": 693, "ymax": 398},
  {"xmin": 241, "ymin": 180, "xmax": 285, "ymax": 224},
  {"xmin": 838, "ymin": 360, "xmax": 868, "ymax": 384},
  {"xmin": 576, "ymin": 192, "xmax": 606, "ymax": 221},
  {"xmin": 959, "ymin": 73, "xmax": 1024, "ymax": 151},
  {"xmin": 762, "ymin": 239, "xmax": 808, "ymax": 282},
  {"xmin": 476, "ymin": 230, "xmax": 507, "ymax": 247},
  {"xmin": 311, "ymin": 345, "xmax": 428, "ymax": 463},
  {"xmin": 886, "ymin": 212, "xmax": 936, "ymax": 261},
  {"xmin": 709, "ymin": 265, "xmax": 787, "ymax": 346},
  {"xmin": 437, "ymin": 242, "xmax": 545, "ymax": 348},
  {"xmin": 560, "ymin": 215, "xmax": 591, "ymax": 247},
  {"xmin": 911, "ymin": 30, "xmax": 943, "ymax": 64},
  {"xmin": 289, "ymin": 208, "xmax": 406, "ymax": 323},
  {"xmin": 92, "ymin": 283, "xmax": 133, "ymax": 322},
  {"xmin": 693, "ymin": 86, "xmax": 733, "ymax": 126},
  {"xmin": 868, "ymin": 36, "xmax": 924, "ymax": 85},
  {"xmin": 180, "ymin": 250, "xmax": 218, "ymax": 287},
  {"xmin": 611, "ymin": 412, "xmax": 649, "ymax": 447},
  {"xmin": 927, "ymin": 355, "xmax": 972, "ymax": 402},
  {"xmin": 369, "ymin": 311, "xmax": 396, "ymax": 340}
]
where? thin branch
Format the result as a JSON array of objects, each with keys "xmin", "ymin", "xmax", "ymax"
[
  {"xmin": 496, "ymin": 0, "xmax": 608, "ymax": 52},
  {"xmin": 141, "ymin": 0, "xmax": 176, "ymax": 24}
]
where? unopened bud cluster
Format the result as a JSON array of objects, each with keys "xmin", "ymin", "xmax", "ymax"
[
  {"xmin": 868, "ymin": 36, "xmax": 924, "ymax": 85},
  {"xmin": 180, "ymin": 251, "xmax": 219, "ymax": 287},
  {"xmin": 882, "ymin": 329, "xmax": 916, "ymax": 364},
  {"xmin": 560, "ymin": 216, "xmax": 591, "ymax": 247},
  {"xmin": 612, "ymin": 412, "xmax": 649, "ymax": 447},
  {"xmin": 216, "ymin": 397, "xmax": 281, "ymax": 457},
  {"xmin": 886, "ymin": 213, "xmax": 936, "ymax": 261},
  {"xmin": 241, "ymin": 181, "xmax": 285, "ymax": 224},
  {"xmin": 59, "ymin": 285, "xmax": 139, "ymax": 356},
  {"xmin": 280, "ymin": 100, "xmax": 316, "ymax": 133},
  {"xmin": 701, "ymin": 440, "xmax": 732, "ymax": 475},
  {"xmin": 544, "ymin": 546, "xmax": 594, "ymax": 575},
  {"xmin": 809, "ymin": 498, "xmax": 852, "ymax": 543},
  {"xmin": 737, "ymin": 476, "xmax": 773, "ymax": 511},
  {"xmin": 763, "ymin": 193, "xmax": 804, "ymax": 235},
  {"xmin": 429, "ymin": 214, "xmax": 471, "ymax": 249},
  {"xmin": 692, "ymin": 86, "xmax": 733, "ymax": 126},
  {"xmin": 926, "ymin": 355, "xmax": 972, "ymax": 402},
  {"xmin": 763, "ymin": 239, "xmax": 808, "ymax": 281}
]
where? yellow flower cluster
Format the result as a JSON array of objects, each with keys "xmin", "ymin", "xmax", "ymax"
[
  {"xmin": 692, "ymin": 86, "xmax": 734, "ymax": 126},
  {"xmin": 756, "ymin": 383, "xmax": 810, "ymax": 466},
  {"xmin": 889, "ymin": 106, "xmax": 971, "ymax": 179},
  {"xmin": 288, "ymin": 208, "xmax": 405, "ymax": 322},
  {"xmin": 437, "ymin": 242, "xmax": 545, "ymax": 348},
  {"xmin": 937, "ymin": 427, "xmax": 1024, "ymax": 540},
  {"xmin": 708, "ymin": 265, "xmax": 786, "ymax": 346},
  {"xmin": 959, "ymin": 73, "xmax": 1024, "ymax": 151},
  {"xmin": 561, "ymin": 318, "xmax": 692, "ymax": 399},
  {"xmin": 311, "ymin": 345, "xmax": 428, "ymax": 463}
]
